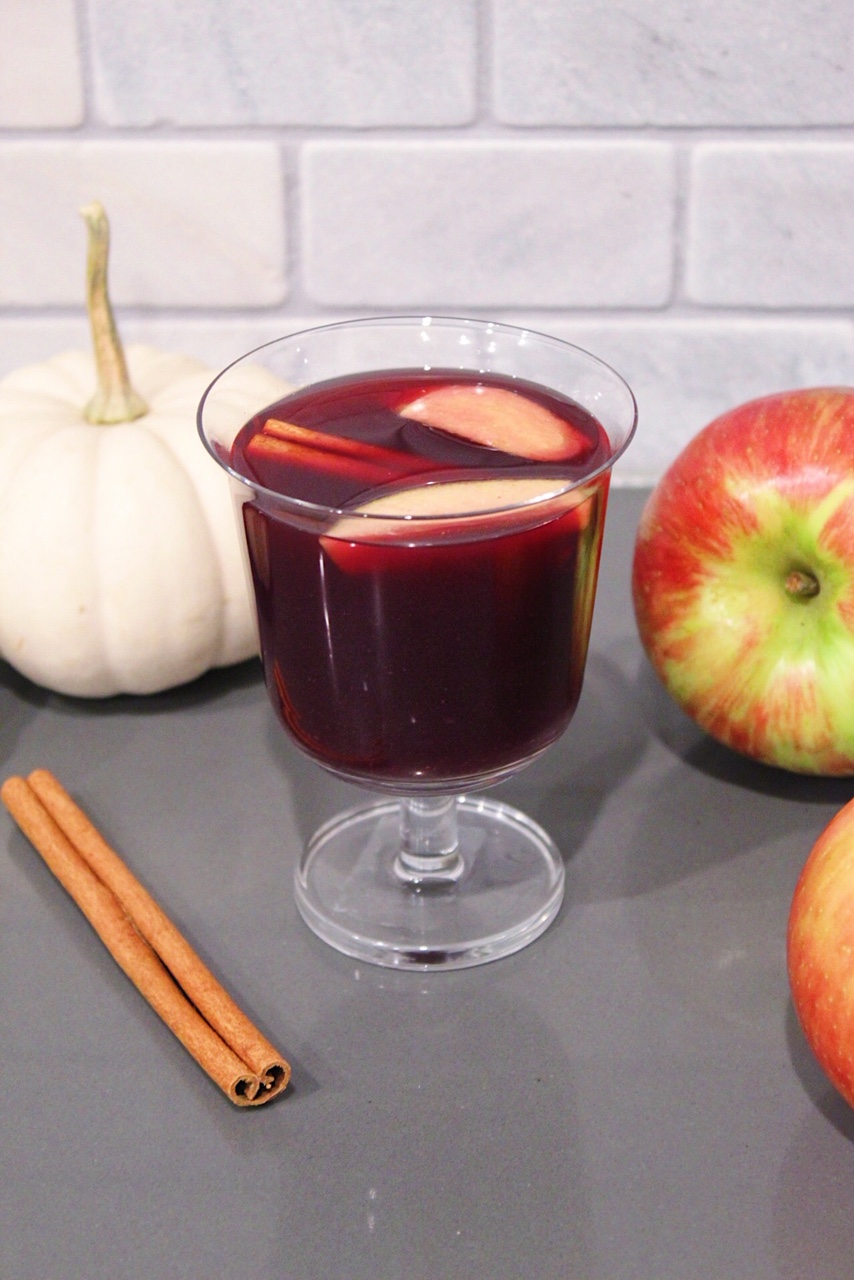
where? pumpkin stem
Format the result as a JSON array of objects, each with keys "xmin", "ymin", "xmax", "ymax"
[{"xmin": 80, "ymin": 201, "xmax": 148, "ymax": 425}]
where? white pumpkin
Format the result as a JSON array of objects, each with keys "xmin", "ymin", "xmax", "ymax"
[{"xmin": 0, "ymin": 203, "xmax": 288, "ymax": 698}]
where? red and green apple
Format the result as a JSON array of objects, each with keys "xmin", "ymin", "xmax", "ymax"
[
  {"xmin": 632, "ymin": 387, "xmax": 854, "ymax": 775},
  {"xmin": 788, "ymin": 798, "xmax": 854, "ymax": 1110}
]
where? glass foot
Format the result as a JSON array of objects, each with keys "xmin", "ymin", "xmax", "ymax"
[{"xmin": 294, "ymin": 796, "xmax": 565, "ymax": 970}]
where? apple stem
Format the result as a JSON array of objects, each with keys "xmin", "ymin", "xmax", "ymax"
[
  {"xmin": 785, "ymin": 569, "xmax": 820, "ymax": 600},
  {"xmin": 80, "ymin": 201, "xmax": 149, "ymax": 425}
]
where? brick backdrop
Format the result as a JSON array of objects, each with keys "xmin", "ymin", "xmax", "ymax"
[{"xmin": 1, "ymin": 0, "xmax": 853, "ymax": 482}]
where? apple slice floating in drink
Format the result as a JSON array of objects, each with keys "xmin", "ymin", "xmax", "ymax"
[
  {"xmin": 398, "ymin": 384, "xmax": 592, "ymax": 463},
  {"xmin": 321, "ymin": 475, "xmax": 594, "ymax": 572}
]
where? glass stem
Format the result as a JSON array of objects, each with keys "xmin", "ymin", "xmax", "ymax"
[{"xmin": 394, "ymin": 796, "xmax": 465, "ymax": 886}]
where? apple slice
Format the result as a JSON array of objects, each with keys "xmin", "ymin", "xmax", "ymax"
[
  {"xmin": 321, "ymin": 475, "xmax": 585, "ymax": 570},
  {"xmin": 398, "ymin": 384, "xmax": 590, "ymax": 462}
]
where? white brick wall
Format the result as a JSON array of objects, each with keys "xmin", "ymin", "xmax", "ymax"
[
  {"xmin": 302, "ymin": 141, "xmax": 676, "ymax": 307},
  {"xmin": 686, "ymin": 144, "xmax": 854, "ymax": 307},
  {"xmin": 89, "ymin": 0, "xmax": 478, "ymax": 127},
  {"xmin": 0, "ymin": 141, "xmax": 286, "ymax": 305},
  {"xmin": 492, "ymin": 0, "xmax": 854, "ymax": 126},
  {"xmin": 0, "ymin": 0, "xmax": 852, "ymax": 483}
]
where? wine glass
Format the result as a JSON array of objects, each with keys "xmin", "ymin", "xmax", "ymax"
[{"xmin": 198, "ymin": 317, "xmax": 636, "ymax": 969}]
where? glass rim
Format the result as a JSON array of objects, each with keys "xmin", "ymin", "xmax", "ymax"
[{"xmin": 197, "ymin": 314, "xmax": 638, "ymax": 524}]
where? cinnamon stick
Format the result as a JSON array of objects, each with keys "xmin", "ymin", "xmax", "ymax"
[
  {"xmin": 2, "ymin": 772, "xmax": 290, "ymax": 1106},
  {"xmin": 263, "ymin": 416, "xmax": 436, "ymax": 470}
]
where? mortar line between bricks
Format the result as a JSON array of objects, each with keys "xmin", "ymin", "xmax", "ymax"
[
  {"xmin": 670, "ymin": 145, "xmax": 692, "ymax": 308},
  {"xmin": 4, "ymin": 124, "xmax": 854, "ymax": 144},
  {"xmin": 1, "ymin": 305, "xmax": 852, "ymax": 324}
]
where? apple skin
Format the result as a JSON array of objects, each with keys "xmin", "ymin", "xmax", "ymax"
[
  {"xmin": 788, "ymin": 799, "xmax": 854, "ymax": 1111},
  {"xmin": 632, "ymin": 387, "xmax": 854, "ymax": 775}
]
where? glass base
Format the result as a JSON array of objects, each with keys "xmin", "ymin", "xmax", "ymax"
[{"xmin": 294, "ymin": 796, "xmax": 565, "ymax": 970}]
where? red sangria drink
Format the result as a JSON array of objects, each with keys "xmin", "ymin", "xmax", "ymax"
[
  {"xmin": 232, "ymin": 368, "xmax": 610, "ymax": 789},
  {"xmin": 198, "ymin": 318, "xmax": 636, "ymax": 969}
]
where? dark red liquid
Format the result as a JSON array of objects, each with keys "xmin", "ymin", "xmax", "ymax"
[{"xmin": 231, "ymin": 369, "xmax": 612, "ymax": 788}]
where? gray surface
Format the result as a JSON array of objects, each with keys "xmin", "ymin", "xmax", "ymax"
[{"xmin": 3, "ymin": 488, "xmax": 854, "ymax": 1280}]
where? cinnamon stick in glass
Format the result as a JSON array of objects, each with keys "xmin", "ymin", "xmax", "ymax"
[{"xmin": 2, "ymin": 771, "xmax": 290, "ymax": 1106}]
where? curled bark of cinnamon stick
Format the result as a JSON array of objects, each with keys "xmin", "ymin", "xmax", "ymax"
[{"xmin": 2, "ymin": 772, "xmax": 290, "ymax": 1106}]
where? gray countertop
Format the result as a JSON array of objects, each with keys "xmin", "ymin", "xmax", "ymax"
[{"xmin": 3, "ymin": 488, "xmax": 854, "ymax": 1280}]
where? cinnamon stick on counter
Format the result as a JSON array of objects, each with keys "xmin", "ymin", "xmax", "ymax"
[{"xmin": 2, "ymin": 771, "xmax": 290, "ymax": 1106}]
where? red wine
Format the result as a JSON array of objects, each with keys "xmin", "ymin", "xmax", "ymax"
[{"xmin": 231, "ymin": 368, "xmax": 612, "ymax": 787}]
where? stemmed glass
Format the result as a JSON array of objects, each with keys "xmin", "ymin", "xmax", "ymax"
[{"xmin": 198, "ymin": 317, "xmax": 635, "ymax": 969}]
